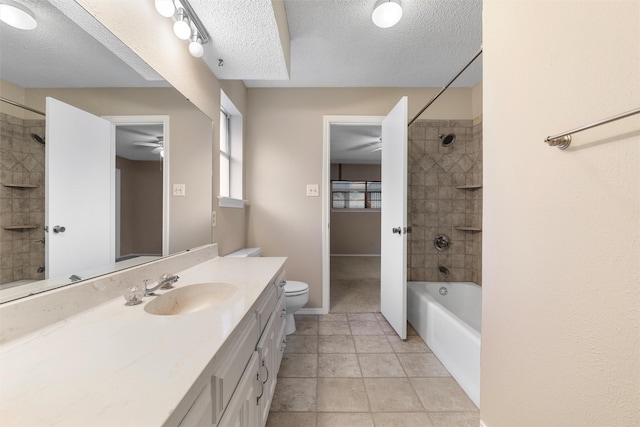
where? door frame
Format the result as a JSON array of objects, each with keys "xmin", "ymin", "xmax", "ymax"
[
  {"xmin": 103, "ymin": 115, "xmax": 170, "ymax": 257},
  {"xmin": 320, "ymin": 115, "xmax": 384, "ymax": 314}
]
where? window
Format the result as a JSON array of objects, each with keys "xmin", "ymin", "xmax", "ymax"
[
  {"xmin": 331, "ymin": 181, "xmax": 381, "ymax": 209},
  {"xmin": 219, "ymin": 108, "xmax": 231, "ymax": 197},
  {"xmin": 219, "ymin": 90, "xmax": 243, "ymax": 207}
]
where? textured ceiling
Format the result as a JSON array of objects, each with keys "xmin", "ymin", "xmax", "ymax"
[
  {"xmin": 246, "ymin": 0, "xmax": 483, "ymax": 87},
  {"xmin": 0, "ymin": 0, "xmax": 167, "ymax": 88},
  {"xmin": 0, "ymin": 1, "xmax": 482, "ymax": 89},
  {"xmin": 189, "ymin": 0, "xmax": 290, "ymax": 81}
]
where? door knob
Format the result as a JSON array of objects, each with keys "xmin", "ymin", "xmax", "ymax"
[
  {"xmin": 53, "ymin": 225, "xmax": 66, "ymax": 234},
  {"xmin": 392, "ymin": 227, "xmax": 402, "ymax": 234}
]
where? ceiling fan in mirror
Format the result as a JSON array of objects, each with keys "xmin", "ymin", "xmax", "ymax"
[
  {"xmin": 133, "ymin": 136, "xmax": 164, "ymax": 156},
  {"xmin": 348, "ymin": 137, "xmax": 382, "ymax": 153}
]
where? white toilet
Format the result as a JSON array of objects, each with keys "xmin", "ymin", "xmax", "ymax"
[
  {"xmin": 283, "ymin": 280, "xmax": 309, "ymax": 335},
  {"xmin": 226, "ymin": 248, "xmax": 309, "ymax": 335}
]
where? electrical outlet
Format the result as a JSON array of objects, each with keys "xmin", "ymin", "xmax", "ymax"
[
  {"xmin": 173, "ymin": 184, "xmax": 186, "ymax": 197},
  {"xmin": 306, "ymin": 184, "xmax": 319, "ymax": 197},
  {"xmin": 211, "ymin": 211, "xmax": 217, "ymax": 227}
]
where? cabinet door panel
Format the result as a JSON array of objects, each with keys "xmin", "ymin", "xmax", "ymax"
[
  {"xmin": 218, "ymin": 352, "xmax": 260, "ymax": 427},
  {"xmin": 212, "ymin": 318, "xmax": 258, "ymax": 423}
]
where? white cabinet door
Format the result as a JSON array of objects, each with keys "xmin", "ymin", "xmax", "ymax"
[
  {"xmin": 256, "ymin": 296, "xmax": 282, "ymax": 427},
  {"xmin": 218, "ymin": 352, "xmax": 260, "ymax": 427},
  {"xmin": 45, "ymin": 97, "xmax": 114, "ymax": 279},
  {"xmin": 380, "ymin": 96, "xmax": 409, "ymax": 339}
]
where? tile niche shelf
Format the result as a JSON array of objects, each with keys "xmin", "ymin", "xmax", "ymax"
[
  {"xmin": 2, "ymin": 183, "xmax": 39, "ymax": 189},
  {"xmin": 455, "ymin": 226, "xmax": 482, "ymax": 232},
  {"xmin": 2, "ymin": 184, "xmax": 41, "ymax": 230},
  {"xmin": 3, "ymin": 225, "xmax": 39, "ymax": 230}
]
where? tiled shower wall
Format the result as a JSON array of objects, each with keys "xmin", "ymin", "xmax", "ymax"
[
  {"xmin": 407, "ymin": 118, "xmax": 482, "ymax": 284},
  {"xmin": 0, "ymin": 113, "xmax": 46, "ymax": 285}
]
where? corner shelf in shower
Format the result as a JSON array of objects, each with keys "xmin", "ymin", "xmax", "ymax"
[
  {"xmin": 455, "ymin": 226, "xmax": 482, "ymax": 232},
  {"xmin": 455, "ymin": 184, "xmax": 482, "ymax": 190},
  {"xmin": 2, "ymin": 183, "xmax": 39, "ymax": 189},
  {"xmin": 3, "ymin": 225, "xmax": 39, "ymax": 230}
]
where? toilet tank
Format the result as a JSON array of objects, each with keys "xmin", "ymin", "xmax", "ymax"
[{"xmin": 225, "ymin": 247, "xmax": 262, "ymax": 257}]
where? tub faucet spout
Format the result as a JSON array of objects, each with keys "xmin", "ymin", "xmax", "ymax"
[{"xmin": 438, "ymin": 266, "xmax": 450, "ymax": 276}]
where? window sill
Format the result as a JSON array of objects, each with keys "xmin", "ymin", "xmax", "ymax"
[{"xmin": 218, "ymin": 196, "xmax": 247, "ymax": 208}]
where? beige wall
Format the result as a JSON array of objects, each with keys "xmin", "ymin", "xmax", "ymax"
[
  {"xmin": 116, "ymin": 157, "xmax": 163, "ymax": 256},
  {"xmin": 246, "ymin": 88, "xmax": 474, "ymax": 308},
  {"xmin": 481, "ymin": 1, "xmax": 639, "ymax": 426}
]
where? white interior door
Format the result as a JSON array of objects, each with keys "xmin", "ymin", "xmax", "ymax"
[
  {"xmin": 45, "ymin": 97, "xmax": 115, "ymax": 279},
  {"xmin": 380, "ymin": 96, "xmax": 408, "ymax": 339}
]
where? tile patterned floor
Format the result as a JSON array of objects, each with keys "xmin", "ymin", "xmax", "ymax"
[
  {"xmin": 329, "ymin": 256, "xmax": 381, "ymax": 313},
  {"xmin": 266, "ymin": 313, "xmax": 480, "ymax": 427},
  {"xmin": 266, "ymin": 256, "xmax": 479, "ymax": 426}
]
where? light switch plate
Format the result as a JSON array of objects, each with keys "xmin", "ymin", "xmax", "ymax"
[
  {"xmin": 306, "ymin": 184, "xmax": 319, "ymax": 197},
  {"xmin": 173, "ymin": 184, "xmax": 186, "ymax": 197}
]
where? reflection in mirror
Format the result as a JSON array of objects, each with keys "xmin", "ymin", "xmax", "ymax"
[
  {"xmin": 113, "ymin": 120, "xmax": 166, "ymax": 261},
  {"xmin": 0, "ymin": 1, "xmax": 213, "ymax": 303}
]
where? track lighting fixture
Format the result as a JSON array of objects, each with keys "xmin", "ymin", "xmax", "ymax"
[
  {"xmin": 154, "ymin": 0, "xmax": 210, "ymax": 58},
  {"xmin": 189, "ymin": 30, "xmax": 204, "ymax": 58},
  {"xmin": 173, "ymin": 8, "xmax": 190, "ymax": 40},
  {"xmin": 154, "ymin": 0, "xmax": 175, "ymax": 18}
]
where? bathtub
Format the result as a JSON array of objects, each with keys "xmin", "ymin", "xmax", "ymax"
[{"xmin": 407, "ymin": 281, "xmax": 481, "ymax": 407}]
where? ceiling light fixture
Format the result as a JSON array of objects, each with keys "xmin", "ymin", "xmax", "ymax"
[
  {"xmin": 173, "ymin": 8, "xmax": 191, "ymax": 40},
  {"xmin": 0, "ymin": 1, "xmax": 37, "ymax": 30},
  {"xmin": 372, "ymin": 0, "xmax": 403, "ymax": 29},
  {"xmin": 188, "ymin": 29, "xmax": 204, "ymax": 58},
  {"xmin": 154, "ymin": 0, "xmax": 176, "ymax": 18},
  {"xmin": 155, "ymin": 0, "xmax": 210, "ymax": 58}
]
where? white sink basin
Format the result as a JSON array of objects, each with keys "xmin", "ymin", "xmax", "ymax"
[{"xmin": 144, "ymin": 282, "xmax": 238, "ymax": 315}]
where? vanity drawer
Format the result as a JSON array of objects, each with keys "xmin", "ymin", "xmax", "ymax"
[
  {"xmin": 254, "ymin": 285, "xmax": 276, "ymax": 333},
  {"xmin": 274, "ymin": 270, "xmax": 286, "ymax": 299}
]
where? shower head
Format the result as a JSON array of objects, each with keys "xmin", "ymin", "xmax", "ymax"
[
  {"xmin": 31, "ymin": 133, "xmax": 45, "ymax": 145},
  {"xmin": 439, "ymin": 133, "xmax": 456, "ymax": 147}
]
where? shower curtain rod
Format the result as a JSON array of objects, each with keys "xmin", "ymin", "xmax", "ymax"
[
  {"xmin": 408, "ymin": 47, "xmax": 483, "ymax": 127},
  {"xmin": 0, "ymin": 97, "xmax": 45, "ymax": 116}
]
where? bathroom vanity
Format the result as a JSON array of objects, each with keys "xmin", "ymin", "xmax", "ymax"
[{"xmin": 0, "ymin": 244, "xmax": 287, "ymax": 427}]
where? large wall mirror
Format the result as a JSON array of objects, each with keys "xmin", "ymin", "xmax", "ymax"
[{"xmin": 0, "ymin": 0, "xmax": 214, "ymax": 303}]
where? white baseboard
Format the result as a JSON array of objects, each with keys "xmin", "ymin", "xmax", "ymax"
[{"xmin": 296, "ymin": 307, "xmax": 329, "ymax": 315}]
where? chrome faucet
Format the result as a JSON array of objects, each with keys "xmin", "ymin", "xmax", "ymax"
[{"xmin": 144, "ymin": 273, "xmax": 180, "ymax": 296}]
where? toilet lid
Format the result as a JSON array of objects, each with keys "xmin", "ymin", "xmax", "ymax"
[{"xmin": 285, "ymin": 280, "xmax": 308, "ymax": 296}]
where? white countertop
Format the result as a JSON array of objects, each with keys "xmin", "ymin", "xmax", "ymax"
[{"xmin": 0, "ymin": 256, "xmax": 286, "ymax": 426}]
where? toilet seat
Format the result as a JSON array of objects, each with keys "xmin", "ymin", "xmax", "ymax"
[{"xmin": 285, "ymin": 280, "xmax": 308, "ymax": 296}]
